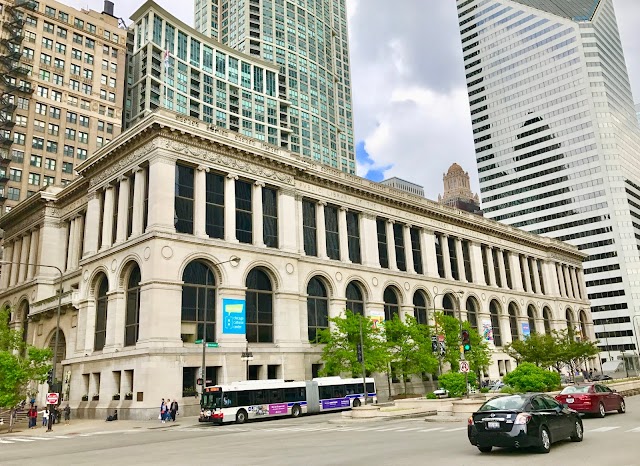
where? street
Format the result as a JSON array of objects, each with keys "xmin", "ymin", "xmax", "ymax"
[{"xmin": 2, "ymin": 396, "xmax": 640, "ymax": 466}]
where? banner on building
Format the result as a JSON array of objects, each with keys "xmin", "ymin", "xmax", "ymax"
[
  {"xmin": 369, "ymin": 310, "xmax": 385, "ymax": 330},
  {"xmin": 482, "ymin": 319, "xmax": 493, "ymax": 342},
  {"xmin": 222, "ymin": 298, "xmax": 246, "ymax": 334},
  {"xmin": 521, "ymin": 322, "xmax": 530, "ymax": 338}
]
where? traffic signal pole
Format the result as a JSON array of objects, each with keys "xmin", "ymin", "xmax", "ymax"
[
  {"xmin": 358, "ymin": 317, "xmax": 368, "ymax": 405},
  {"xmin": 458, "ymin": 306, "xmax": 468, "ymax": 399}
]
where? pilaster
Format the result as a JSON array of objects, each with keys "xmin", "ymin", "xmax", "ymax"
[
  {"xmin": 84, "ymin": 192, "xmax": 101, "ymax": 256},
  {"xmin": 115, "ymin": 176, "xmax": 130, "ymax": 243},
  {"xmin": 131, "ymin": 167, "xmax": 146, "ymax": 237},
  {"xmin": 224, "ymin": 173, "xmax": 239, "ymax": 243},
  {"xmin": 386, "ymin": 220, "xmax": 398, "ymax": 271},
  {"xmin": 469, "ymin": 241, "xmax": 485, "ymax": 285},
  {"xmin": 404, "ymin": 224, "xmax": 415, "ymax": 273},
  {"xmin": 252, "ymin": 181, "xmax": 265, "ymax": 247},
  {"xmin": 509, "ymin": 251, "xmax": 524, "ymax": 292},
  {"xmin": 278, "ymin": 189, "xmax": 297, "ymax": 252},
  {"xmin": 317, "ymin": 201, "xmax": 328, "ymax": 259},
  {"xmin": 441, "ymin": 234, "xmax": 452, "ymax": 279},
  {"xmin": 338, "ymin": 207, "xmax": 350, "ymax": 263},
  {"xmin": 193, "ymin": 166, "xmax": 208, "ymax": 237},
  {"xmin": 100, "ymin": 185, "xmax": 115, "ymax": 250},
  {"xmin": 455, "ymin": 237, "xmax": 466, "ymax": 282},
  {"xmin": 27, "ymin": 228, "xmax": 39, "ymax": 280},
  {"xmin": 146, "ymin": 156, "xmax": 176, "ymax": 234},
  {"xmin": 361, "ymin": 213, "xmax": 380, "ymax": 268}
]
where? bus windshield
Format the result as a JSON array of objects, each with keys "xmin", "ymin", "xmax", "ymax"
[{"xmin": 202, "ymin": 391, "xmax": 223, "ymax": 409}]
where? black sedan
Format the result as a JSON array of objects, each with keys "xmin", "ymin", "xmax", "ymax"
[{"xmin": 468, "ymin": 393, "xmax": 583, "ymax": 454}]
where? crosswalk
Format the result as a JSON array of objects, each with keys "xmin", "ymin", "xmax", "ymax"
[{"xmin": 0, "ymin": 429, "xmax": 140, "ymax": 445}]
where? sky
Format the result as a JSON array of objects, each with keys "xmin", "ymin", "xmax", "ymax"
[{"xmin": 70, "ymin": 0, "xmax": 640, "ymax": 200}]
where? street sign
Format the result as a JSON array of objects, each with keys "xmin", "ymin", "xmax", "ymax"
[
  {"xmin": 437, "ymin": 334, "xmax": 445, "ymax": 343},
  {"xmin": 206, "ymin": 342, "xmax": 219, "ymax": 348},
  {"xmin": 46, "ymin": 393, "xmax": 59, "ymax": 405},
  {"xmin": 459, "ymin": 361, "xmax": 470, "ymax": 373},
  {"xmin": 195, "ymin": 339, "xmax": 203, "ymax": 344}
]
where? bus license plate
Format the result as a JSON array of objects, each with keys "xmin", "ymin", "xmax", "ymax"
[{"xmin": 487, "ymin": 421, "xmax": 500, "ymax": 429}]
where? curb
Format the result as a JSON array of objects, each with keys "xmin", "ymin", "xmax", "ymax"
[
  {"xmin": 424, "ymin": 415, "xmax": 468, "ymax": 423},
  {"xmin": 329, "ymin": 410, "xmax": 436, "ymax": 424}
]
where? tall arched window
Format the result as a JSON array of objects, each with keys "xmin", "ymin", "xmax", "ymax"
[
  {"xmin": 181, "ymin": 261, "xmax": 216, "ymax": 343},
  {"xmin": 413, "ymin": 291, "xmax": 428, "ymax": 325},
  {"xmin": 18, "ymin": 301, "xmax": 29, "ymax": 344},
  {"xmin": 246, "ymin": 268, "xmax": 273, "ymax": 343},
  {"xmin": 466, "ymin": 297, "xmax": 478, "ymax": 330},
  {"xmin": 543, "ymin": 307, "xmax": 552, "ymax": 334},
  {"xmin": 345, "ymin": 281, "xmax": 365, "ymax": 316},
  {"xmin": 508, "ymin": 303, "xmax": 519, "ymax": 342},
  {"xmin": 579, "ymin": 310, "xmax": 589, "ymax": 341},
  {"xmin": 307, "ymin": 277, "xmax": 328, "ymax": 342},
  {"xmin": 94, "ymin": 275, "xmax": 109, "ymax": 351},
  {"xmin": 125, "ymin": 265, "xmax": 142, "ymax": 346},
  {"xmin": 566, "ymin": 309, "xmax": 575, "ymax": 339},
  {"xmin": 442, "ymin": 294, "xmax": 455, "ymax": 318},
  {"xmin": 490, "ymin": 300, "xmax": 502, "ymax": 347},
  {"xmin": 527, "ymin": 305, "xmax": 536, "ymax": 335},
  {"xmin": 383, "ymin": 287, "xmax": 399, "ymax": 321}
]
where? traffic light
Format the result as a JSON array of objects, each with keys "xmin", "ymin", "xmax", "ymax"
[
  {"xmin": 431, "ymin": 336, "xmax": 438, "ymax": 353},
  {"xmin": 461, "ymin": 330, "xmax": 471, "ymax": 352},
  {"xmin": 356, "ymin": 344, "xmax": 364, "ymax": 363},
  {"xmin": 46, "ymin": 369, "xmax": 53, "ymax": 386}
]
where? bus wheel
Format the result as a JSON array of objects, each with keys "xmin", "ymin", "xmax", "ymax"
[
  {"xmin": 236, "ymin": 409, "xmax": 248, "ymax": 424},
  {"xmin": 353, "ymin": 399, "xmax": 361, "ymax": 408},
  {"xmin": 291, "ymin": 404, "xmax": 302, "ymax": 418}
]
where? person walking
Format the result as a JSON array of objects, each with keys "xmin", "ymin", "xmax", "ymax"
[
  {"xmin": 165, "ymin": 399, "xmax": 172, "ymax": 422},
  {"xmin": 170, "ymin": 399, "xmax": 179, "ymax": 422},
  {"xmin": 40, "ymin": 408, "xmax": 49, "ymax": 428},
  {"xmin": 27, "ymin": 405, "xmax": 37, "ymax": 429},
  {"xmin": 160, "ymin": 399, "xmax": 167, "ymax": 424},
  {"xmin": 63, "ymin": 405, "xmax": 71, "ymax": 425}
]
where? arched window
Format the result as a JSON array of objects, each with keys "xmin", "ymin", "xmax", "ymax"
[
  {"xmin": 442, "ymin": 294, "xmax": 455, "ymax": 318},
  {"xmin": 413, "ymin": 291, "xmax": 428, "ymax": 325},
  {"xmin": 508, "ymin": 303, "xmax": 519, "ymax": 341},
  {"xmin": 48, "ymin": 330, "xmax": 66, "ymax": 381},
  {"xmin": 246, "ymin": 269, "xmax": 273, "ymax": 343},
  {"xmin": 345, "ymin": 281, "xmax": 364, "ymax": 316},
  {"xmin": 125, "ymin": 265, "xmax": 142, "ymax": 346},
  {"xmin": 18, "ymin": 301, "xmax": 29, "ymax": 344},
  {"xmin": 466, "ymin": 297, "xmax": 478, "ymax": 330},
  {"xmin": 307, "ymin": 277, "xmax": 328, "ymax": 342},
  {"xmin": 543, "ymin": 307, "xmax": 552, "ymax": 334},
  {"xmin": 94, "ymin": 275, "xmax": 109, "ymax": 351},
  {"xmin": 490, "ymin": 300, "xmax": 502, "ymax": 347},
  {"xmin": 566, "ymin": 309, "xmax": 575, "ymax": 339},
  {"xmin": 383, "ymin": 287, "xmax": 399, "ymax": 321},
  {"xmin": 579, "ymin": 310, "xmax": 588, "ymax": 341},
  {"xmin": 527, "ymin": 305, "xmax": 536, "ymax": 335},
  {"xmin": 181, "ymin": 261, "xmax": 216, "ymax": 343}
]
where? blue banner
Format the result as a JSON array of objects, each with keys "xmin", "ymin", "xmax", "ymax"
[
  {"xmin": 222, "ymin": 298, "xmax": 246, "ymax": 334},
  {"xmin": 521, "ymin": 322, "xmax": 530, "ymax": 338}
]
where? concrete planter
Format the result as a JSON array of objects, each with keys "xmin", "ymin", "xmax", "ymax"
[
  {"xmin": 452, "ymin": 399, "xmax": 485, "ymax": 416},
  {"xmin": 394, "ymin": 397, "xmax": 461, "ymax": 415}
]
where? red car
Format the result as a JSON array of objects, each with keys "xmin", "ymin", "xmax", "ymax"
[{"xmin": 555, "ymin": 383, "xmax": 625, "ymax": 417}]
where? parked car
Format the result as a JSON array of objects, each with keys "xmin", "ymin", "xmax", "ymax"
[
  {"xmin": 488, "ymin": 381, "xmax": 505, "ymax": 392},
  {"xmin": 592, "ymin": 374, "xmax": 613, "ymax": 382},
  {"xmin": 555, "ymin": 383, "xmax": 625, "ymax": 417},
  {"xmin": 468, "ymin": 394, "xmax": 583, "ymax": 454}
]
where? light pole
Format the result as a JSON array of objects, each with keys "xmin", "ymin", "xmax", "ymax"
[
  {"xmin": 200, "ymin": 256, "xmax": 240, "ymax": 393},
  {"xmin": 431, "ymin": 290, "xmax": 465, "ymax": 387},
  {"xmin": 601, "ymin": 318, "xmax": 612, "ymax": 362},
  {"xmin": 1, "ymin": 261, "xmax": 63, "ymax": 432}
]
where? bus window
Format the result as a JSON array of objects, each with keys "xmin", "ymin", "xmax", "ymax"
[
  {"xmin": 237, "ymin": 391, "xmax": 252, "ymax": 407},
  {"xmin": 366, "ymin": 383, "xmax": 375, "ymax": 394},
  {"xmin": 268, "ymin": 389, "xmax": 284, "ymax": 404},
  {"xmin": 332, "ymin": 385, "xmax": 346, "ymax": 398},
  {"xmin": 253, "ymin": 389, "xmax": 267, "ymax": 404},
  {"xmin": 285, "ymin": 387, "xmax": 305, "ymax": 402},
  {"xmin": 319, "ymin": 386, "xmax": 332, "ymax": 400},
  {"xmin": 356, "ymin": 383, "xmax": 364, "ymax": 394},
  {"xmin": 346, "ymin": 384, "xmax": 359, "ymax": 395}
]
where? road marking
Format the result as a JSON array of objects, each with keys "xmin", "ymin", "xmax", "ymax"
[
  {"xmin": 590, "ymin": 426, "xmax": 620, "ymax": 432},
  {"xmin": 24, "ymin": 436, "xmax": 53, "ymax": 440},
  {"xmin": 625, "ymin": 427, "xmax": 640, "ymax": 432},
  {"xmin": 52, "ymin": 435, "xmax": 70, "ymax": 439},
  {"xmin": 418, "ymin": 427, "xmax": 444, "ymax": 433},
  {"xmin": 442, "ymin": 427, "xmax": 467, "ymax": 432},
  {"xmin": 7, "ymin": 438, "xmax": 35, "ymax": 442},
  {"xmin": 0, "ymin": 439, "xmax": 15, "ymax": 444},
  {"xmin": 375, "ymin": 426, "xmax": 412, "ymax": 432},
  {"xmin": 395, "ymin": 427, "xmax": 424, "ymax": 432}
]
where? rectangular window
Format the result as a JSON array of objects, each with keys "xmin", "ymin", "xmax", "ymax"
[
  {"xmin": 302, "ymin": 200, "xmax": 317, "ymax": 256},
  {"xmin": 174, "ymin": 164, "xmax": 194, "ymax": 234},
  {"xmin": 62, "ymin": 162, "xmax": 73, "ymax": 174},
  {"xmin": 527, "ymin": 257, "xmax": 537, "ymax": 293},
  {"xmin": 411, "ymin": 228, "xmax": 423, "ymax": 274},
  {"xmin": 520, "ymin": 255, "xmax": 528, "ymax": 291},
  {"xmin": 503, "ymin": 251, "xmax": 512, "ymax": 289},
  {"xmin": 28, "ymin": 173, "xmax": 40, "ymax": 185},
  {"xmin": 393, "ymin": 223, "xmax": 406, "ymax": 271},
  {"xmin": 377, "ymin": 218, "xmax": 389, "ymax": 269},
  {"xmin": 205, "ymin": 171, "xmax": 224, "ymax": 239},
  {"xmin": 448, "ymin": 237, "xmax": 459, "ymax": 280},
  {"xmin": 462, "ymin": 240, "xmax": 473, "ymax": 282},
  {"xmin": 262, "ymin": 187, "xmax": 278, "ymax": 248},
  {"xmin": 435, "ymin": 234, "xmax": 445, "ymax": 278},
  {"xmin": 7, "ymin": 187, "xmax": 20, "ymax": 201},
  {"xmin": 492, "ymin": 249, "xmax": 502, "ymax": 287},
  {"xmin": 482, "ymin": 246, "xmax": 491, "ymax": 285},
  {"xmin": 45, "ymin": 158, "xmax": 56, "ymax": 170},
  {"xmin": 537, "ymin": 260, "xmax": 546, "ymax": 295},
  {"xmin": 325, "ymin": 205, "xmax": 340, "ymax": 260},
  {"xmin": 9, "ymin": 168, "xmax": 22, "ymax": 182},
  {"xmin": 346, "ymin": 211, "xmax": 361, "ymax": 264},
  {"xmin": 235, "ymin": 180, "xmax": 253, "ymax": 243}
]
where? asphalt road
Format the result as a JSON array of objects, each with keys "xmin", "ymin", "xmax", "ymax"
[{"xmin": 2, "ymin": 397, "xmax": 640, "ymax": 466}]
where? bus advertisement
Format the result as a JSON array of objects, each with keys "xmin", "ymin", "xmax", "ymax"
[{"xmin": 200, "ymin": 377, "xmax": 376, "ymax": 424}]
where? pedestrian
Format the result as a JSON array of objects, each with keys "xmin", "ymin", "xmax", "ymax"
[
  {"xmin": 589, "ymin": 369, "xmax": 594, "ymax": 381},
  {"xmin": 40, "ymin": 408, "xmax": 49, "ymax": 428},
  {"xmin": 64, "ymin": 405, "xmax": 71, "ymax": 425},
  {"xmin": 170, "ymin": 399, "xmax": 179, "ymax": 421},
  {"xmin": 27, "ymin": 406, "xmax": 37, "ymax": 429},
  {"xmin": 165, "ymin": 399, "xmax": 172, "ymax": 422},
  {"xmin": 160, "ymin": 398, "xmax": 167, "ymax": 424}
]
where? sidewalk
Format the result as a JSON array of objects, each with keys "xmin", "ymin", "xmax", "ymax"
[{"xmin": 0, "ymin": 415, "xmax": 201, "ymax": 437}]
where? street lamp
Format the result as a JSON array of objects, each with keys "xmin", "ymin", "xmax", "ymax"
[
  {"xmin": 431, "ymin": 290, "xmax": 465, "ymax": 388},
  {"xmin": 200, "ymin": 256, "xmax": 240, "ymax": 393},
  {"xmin": 0, "ymin": 260, "xmax": 63, "ymax": 432},
  {"xmin": 601, "ymin": 318, "xmax": 612, "ymax": 362}
]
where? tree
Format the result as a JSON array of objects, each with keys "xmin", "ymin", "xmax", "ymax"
[
  {"xmin": 384, "ymin": 315, "xmax": 439, "ymax": 394},
  {"xmin": 438, "ymin": 371, "xmax": 477, "ymax": 398},
  {"xmin": 504, "ymin": 333, "xmax": 559, "ymax": 368},
  {"xmin": 503, "ymin": 362, "xmax": 561, "ymax": 392},
  {"xmin": 0, "ymin": 307, "xmax": 52, "ymax": 433},
  {"xmin": 433, "ymin": 312, "xmax": 491, "ymax": 375},
  {"xmin": 554, "ymin": 329, "xmax": 600, "ymax": 380},
  {"xmin": 316, "ymin": 310, "xmax": 388, "ymax": 377}
]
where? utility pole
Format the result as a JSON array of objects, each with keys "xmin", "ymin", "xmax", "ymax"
[{"xmin": 358, "ymin": 317, "xmax": 368, "ymax": 405}]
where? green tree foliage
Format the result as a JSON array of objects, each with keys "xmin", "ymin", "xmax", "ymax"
[
  {"xmin": 438, "ymin": 371, "xmax": 477, "ymax": 398},
  {"xmin": 316, "ymin": 310, "xmax": 388, "ymax": 377},
  {"xmin": 502, "ymin": 362, "xmax": 561, "ymax": 393},
  {"xmin": 554, "ymin": 329, "xmax": 600, "ymax": 379},
  {"xmin": 384, "ymin": 315, "xmax": 439, "ymax": 394},
  {"xmin": 0, "ymin": 307, "xmax": 52, "ymax": 432},
  {"xmin": 433, "ymin": 312, "xmax": 491, "ymax": 374}
]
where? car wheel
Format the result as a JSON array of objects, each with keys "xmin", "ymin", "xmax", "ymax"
[
  {"xmin": 618, "ymin": 400, "xmax": 626, "ymax": 414},
  {"xmin": 538, "ymin": 426, "xmax": 551, "ymax": 454},
  {"xmin": 570, "ymin": 420, "xmax": 583, "ymax": 442},
  {"xmin": 478, "ymin": 446, "xmax": 492, "ymax": 453},
  {"xmin": 236, "ymin": 409, "xmax": 248, "ymax": 424},
  {"xmin": 598, "ymin": 402, "xmax": 606, "ymax": 418}
]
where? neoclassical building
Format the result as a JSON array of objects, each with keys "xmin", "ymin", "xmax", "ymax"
[{"xmin": 1, "ymin": 109, "xmax": 591, "ymax": 419}]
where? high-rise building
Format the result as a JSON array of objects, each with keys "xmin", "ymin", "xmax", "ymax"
[
  {"xmin": 438, "ymin": 163, "xmax": 482, "ymax": 215},
  {"xmin": 0, "ymin": 0, "xmax": 126, "ymax": 213},
  {"xmin": 380, "ymin": 177, "xmax": 424, "ymax": 197},
  {"xmin": 458, "ymin": 0, "xmax": 640, "ymax": 360},
  {"xmin": 194, "ymin": 0, "xmax": 356, "ymax": 174}
]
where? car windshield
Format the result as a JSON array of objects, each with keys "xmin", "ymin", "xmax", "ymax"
[
  {"xmin": 478, "ymin": 395, "xmax": 527, "ymax": 412},
  {"xmin": 561, "ymin": 386, "xmax": 591, "ymax": 394}
]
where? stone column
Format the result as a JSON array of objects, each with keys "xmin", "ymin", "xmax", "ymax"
[
  {"xmin": 576, "ymin": 268, "xmax": 587, "ymax": 301},
  {"xmin": 469, "ymin": 241, "xmax": 485, "ymax": 285},
  {"xmin": 543, "ymin": 261, "xmax": 560, "ymax": 297},
  {"xmin": 83, "ymin": 192, "xmax": 101, "ymax": 256},
  {"xmin": 193, "ymin": 166, "xmax": 208, "ymax": 237},
  {"xmin": 361, "ymin": 213, "xmax": 380, "ymax": 268},
  {"xmin": 486, "ymin": 247, "xmax": 496, "ymax": 287},
  {"xmin": 500, "ymin": 314, "xmax": 512, "ymax": 346},
  {"xmin": 146, "ymin": 156, "xmax": 176, "ymax": 233},
  {"xmin": 295, "ymin": 194, "xmax": 306, "ymax": 254},
  {"xmin": 570, "ymin": 267, "xmax": 580, "ymax": 300},
  {"xmin": 422, "ymin": 230, "xmax": 438, "ymax": 278},
  {"xmin": 27, "ymin": 228, "xmax": 39, "ymax": 280},
  {"xmin": 532, "ymin": 260, "xmax": 542, "ymax": 296},
  {"xmin": 131, "ymin": 167, "xmax": 146, "ymax": 237},
  {"xmin": 1, "ymin": 242, "xmax": 13, "ymax": 288},
  {"xmin": 104, "ymin": 291, "xmax": 125, "ymax": 352},
  {"xmin": 497, "ymin": 249, "xmax": 508, "ymax": 289},
  {"xmin": 224, "ymin": 173, "xmax": 238, "ymax": 242},
  {"xmin": 403, "ymin": 225, "xmax": 414, "ymax": 273},
  {"xmin": 455, "ymin": 238, "xmax": 466, "ymax": 282},
  {"xmin": 278, "ymin": 189, "xmax": 297, "ymax": 252},
  {"xmin": 18, "ymin": 234, "xmax": 29, "ymax": 283},
  {"xmin": 386, "ymin": 220, "xmax": 398, "ymax": 271},
  {"xmin": 556, "ymin": 263, "xmax": 567, "ymax": 297},
  {"xmin": 115, "ymin": 176, "xmax": 130, "ymax": 243},
  {"xmin": 441, "ymin": 234, "xmax": 452, "ymax": 279},
  {"xmin": 137, "ymin": 282, "xmax": 183, "ymax": 348},
  {"xmin": 522, "ymin": 256, "xmax": 532, "ymax": 293},
  {"xmin": 564, "ymin": 265, "xmax": 574, "ymax": 299},
  {"xmin": 252, "ymin": 181, "xmax": 265, "ymax": 247},
  {"xmin": 316, "ymin": 201, "xmax": 328, "ymax": 259},
  {"xmin": 37, "ymin": 221, "xmax": 66, "ymax": 279},
  {"xmin": 83, "ymin": 299, "xmax": 97, "ymax": 354},
  {"xmin": 65, "ymin": 218, "xmax": 76, "ymax": 272},
  {"xmin": 72, "ymin": 215, "xmax": 84, "ymax": 269},
  {"xmin": 509, "ymin": 252, "xmax": 524, "ymax": 291},
  {"xmin": 338, "ymin": 207, "xmax": 350, "ymax": 263},
  {"xmin": 100, "ymin": 185, "xmax": 115, "ymax": 250},
  {"xmin": 9, "ymin": 238, "xmax": 21, "ymax": 286}
]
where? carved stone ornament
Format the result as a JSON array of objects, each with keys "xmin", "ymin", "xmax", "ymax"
[{"xmin": 89, "ymin": 139, "xmax": 159, "ymax": 188}]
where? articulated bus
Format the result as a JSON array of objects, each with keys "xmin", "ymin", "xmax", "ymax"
[{"xmin": 200, "ymin": 376, "xmax": 377, "ymax": 424}]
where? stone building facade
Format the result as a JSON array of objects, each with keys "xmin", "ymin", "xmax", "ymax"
[{"xmin": 0, "ymin": 109, "xmax": 591, "ymax": 419}]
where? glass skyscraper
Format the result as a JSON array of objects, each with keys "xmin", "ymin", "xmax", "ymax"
[
  {"xmin": 194, "ymin": 0, "xmax": 355, "ymax": 174},
  {"xmin": 458, "ymin": 0, "xmax": 640, "ymax": 360}
]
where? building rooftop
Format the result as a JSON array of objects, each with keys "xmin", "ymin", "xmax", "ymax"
[{"xmin": 512, "ymin": 0, "xmax": 601, "ymax": 21}]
